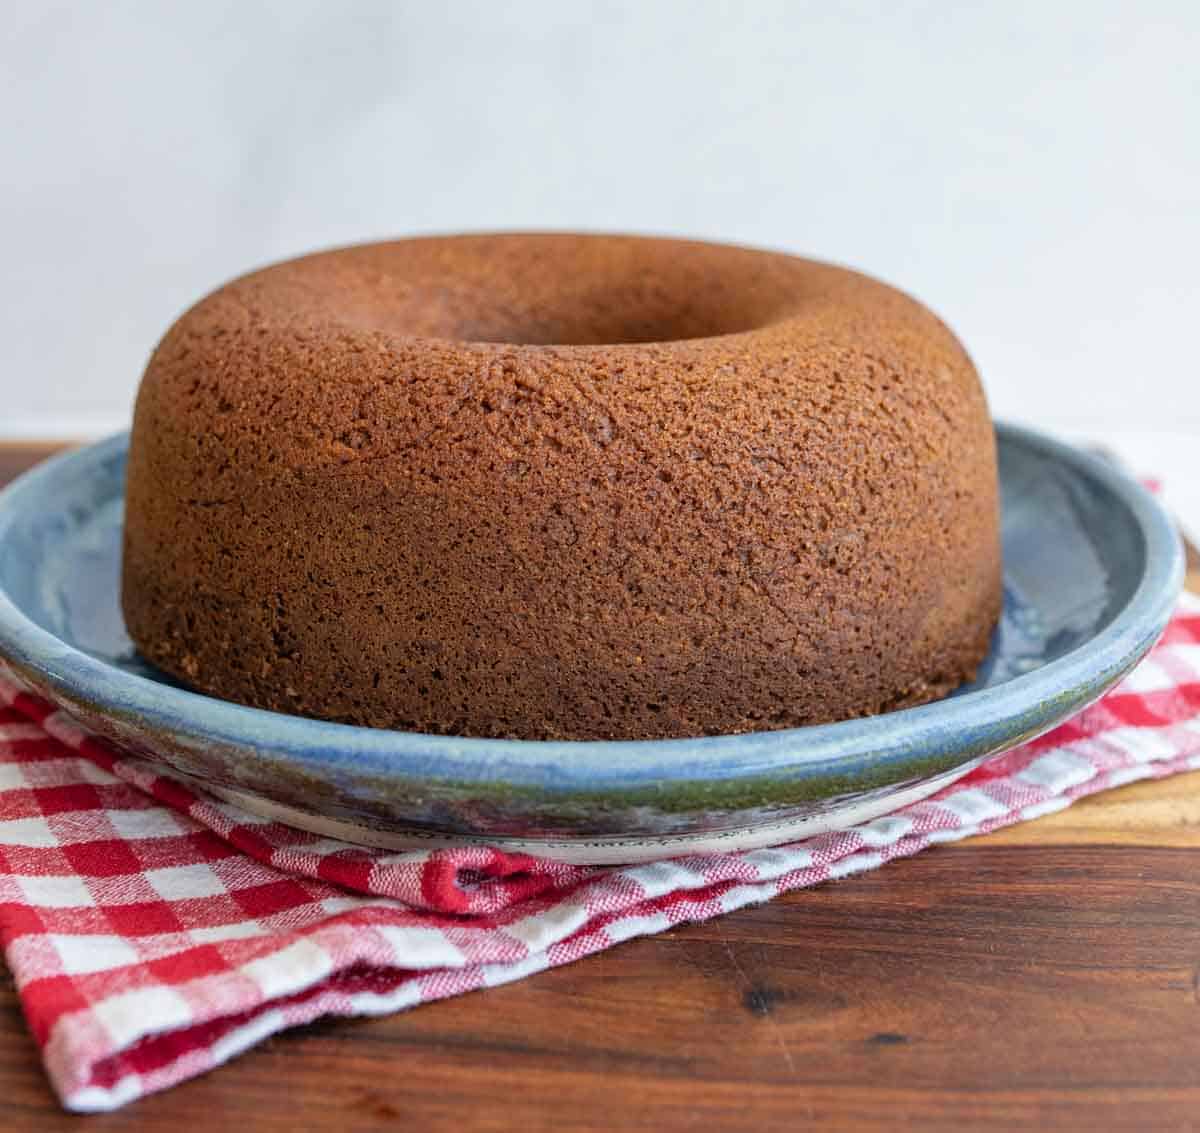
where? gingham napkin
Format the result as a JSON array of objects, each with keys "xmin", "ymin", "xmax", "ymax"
[{"xmin": 1, "ymin": 592, "xmax": 1198, "ymax": 1111}]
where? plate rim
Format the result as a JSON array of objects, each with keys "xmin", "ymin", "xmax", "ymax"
[{"xmin": 0, "ymin": 422, "xmax": 1184, "ymax": 794}]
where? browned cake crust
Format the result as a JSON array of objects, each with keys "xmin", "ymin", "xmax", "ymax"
[{"xmin": 121, "ymin": 234, "xmax": 1002, "ymax": 740}]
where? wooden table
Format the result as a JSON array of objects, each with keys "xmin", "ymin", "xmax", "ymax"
[{"xmin": 3, "ymin": 442, "xmax": 1200, "ymax": 1131}]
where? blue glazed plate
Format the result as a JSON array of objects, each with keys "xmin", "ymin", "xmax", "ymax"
[{"xmin": 0, "ymin": 424, "xmax": 1183, "ymax": 863}]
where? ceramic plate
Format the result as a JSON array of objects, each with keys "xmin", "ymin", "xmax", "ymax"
[{"xmin": 0, "ymin": 424, "xmax": 1183, "ymax": 863}]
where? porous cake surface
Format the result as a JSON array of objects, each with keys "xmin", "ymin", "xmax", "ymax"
[{"xmin": 121, "ymin": 234, "xmax": 1002, "ymax": 740}]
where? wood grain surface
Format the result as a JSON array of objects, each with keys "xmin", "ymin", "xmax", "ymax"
[{"xmin": 2, "ymin": 443, "xmax": 1199, "ymax": 1131}]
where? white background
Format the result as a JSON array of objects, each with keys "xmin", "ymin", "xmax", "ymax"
[{"xmin": 2, "ymin": 2, "xmax": 1197, "ymax": 514}]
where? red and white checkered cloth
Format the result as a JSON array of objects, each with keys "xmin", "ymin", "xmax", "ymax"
[{"xmin": 1, "ymin": 591, "xmax": 1199, "ymax": 1111}]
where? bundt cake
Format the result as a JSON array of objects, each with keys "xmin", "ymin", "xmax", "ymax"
[{"xmin": 121, "ymin": 233, "xmax": 1002, "ymax": 740}]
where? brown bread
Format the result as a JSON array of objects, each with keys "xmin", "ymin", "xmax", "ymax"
[{"xmin": 122, "ymin": 234, "xmax": 1002, "ymax": 740}]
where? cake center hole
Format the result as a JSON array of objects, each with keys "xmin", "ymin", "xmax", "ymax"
[
  {"xmin": 442, "ymin": 284, "xmax": 773, "ymax": 346},
  {"xmin": 340, "ymin": 238, "xmax": 803, "ymax": 347}
]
